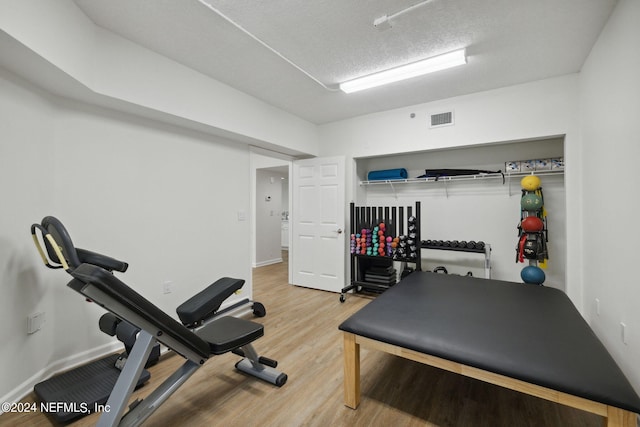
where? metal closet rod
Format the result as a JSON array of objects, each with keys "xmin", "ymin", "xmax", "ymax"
[{"xmin": 361, "ymin": 170, "xmax": 564, "ymax": 185}]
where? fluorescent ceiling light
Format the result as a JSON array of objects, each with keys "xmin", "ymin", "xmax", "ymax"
[{"xmin": 339, "ymin": 48, "xmax": 467, "ymax": 94}]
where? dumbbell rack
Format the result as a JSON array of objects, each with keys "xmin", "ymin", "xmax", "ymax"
[
  {"xmin": 340, "ymin": 201, "xmax": 421, "ymax": 302},
  {"xmin": 421, "ymin": 241, "xmax": 492, "ymax": 279}
]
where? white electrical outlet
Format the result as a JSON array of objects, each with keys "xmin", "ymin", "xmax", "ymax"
[{"xmin": 27, "ymin": 312, "xmax": 45, "ymax": 334}]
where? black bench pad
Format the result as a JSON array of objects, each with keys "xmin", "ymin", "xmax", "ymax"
[
  {"xmin": 196, "ymin": 316, "xmax": 263, "ymax": 355},
  {"xmin": 177, "ymin": 277, "xmax": 245, "ymax": 326},
  {"xmin": 339, "ymin": 272, "xmax": 640, "ymax": 413}
]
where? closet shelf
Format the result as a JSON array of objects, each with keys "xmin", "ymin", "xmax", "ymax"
[{"xmin": 360, "ymin": 169, "xmax": 563, "ymax": 186}]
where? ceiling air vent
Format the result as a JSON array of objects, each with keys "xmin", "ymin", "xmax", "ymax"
[{"xmin": 430, "ymin": 111, "xmax": 454, "ymax": 128}]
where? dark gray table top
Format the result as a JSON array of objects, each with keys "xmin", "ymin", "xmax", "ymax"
[{"xmin": 340, "ymin": 272, "xmax": 640, "ymax": 413}]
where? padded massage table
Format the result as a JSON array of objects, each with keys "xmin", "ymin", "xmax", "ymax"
[{"xmin": 339, "ymin": 272, "xmax": 640, "ymax": 426}]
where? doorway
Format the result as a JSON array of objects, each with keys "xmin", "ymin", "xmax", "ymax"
[{"xmin": 254, "ymin": 166, "xmax": 289, "ymax": 267}]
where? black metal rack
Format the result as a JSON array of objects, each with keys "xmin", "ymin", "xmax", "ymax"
[
  {"xmin": 340, "ymin": 201, "xmax": 421, "ymax": 302},
  {"xmin": 421, "ymin": 241, "xmax": 492, "ymax": 278}
]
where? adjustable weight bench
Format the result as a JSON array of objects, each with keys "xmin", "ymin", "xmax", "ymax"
[
  {"xmin": 30, "ymin": 217, "xmax": 160, "ymax": 423},
  {"xmin": 31, "ymin": 217, "xmax": 287, "ymax": 427}
]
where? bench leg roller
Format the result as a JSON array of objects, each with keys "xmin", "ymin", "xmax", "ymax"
[
  {"xmin": 235, "ymin": 359, "xmax": 287, "ymax": 387},
  {"xmin": 232, "ymin": 348, "xmax": 278, "ymax": 368}
]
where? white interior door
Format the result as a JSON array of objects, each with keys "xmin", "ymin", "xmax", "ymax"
[{"xmin": 291, "ymin": 156, "xmax": 345, "ymax": 292}]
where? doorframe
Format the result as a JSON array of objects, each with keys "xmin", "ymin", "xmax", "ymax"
[{"xmin": 250, "ymin": 149, "xmax": 348, "ymax": 292}]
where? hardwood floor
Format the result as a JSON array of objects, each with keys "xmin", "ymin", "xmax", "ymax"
[{"xmin": 0, "ymin": 252, "xmax": 602, "ymax": 426}]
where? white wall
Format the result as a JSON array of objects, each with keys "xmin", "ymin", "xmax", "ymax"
[
  {"xmin": 318, "ymin": 75, "xmax": 577, "ymax": 160},
  {"xmin": 318, "ymin": 75, "xmax": 582, "ymax": 304},
  {"xmin": 0, "ymin": 67, "xmax": 253, "ymax": 404},
  {"xmin": 0, "ymin": 68, "xmax": 58, "ymax": 405},
  {"xmin": 579, "ymin": 0, "xmax": 640, "ymax": 394},
  {"xmin": 0, "ymin": 0, "xmax": 319, "ymax": 157}
]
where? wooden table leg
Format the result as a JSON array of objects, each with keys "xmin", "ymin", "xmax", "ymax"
[
  {"xmin": 343, "ymin": 332, "xmax": 361, "ymax": 409},
  {"xmin": 604, "ymin": 406, "xmax": 637, "ymax": 427}
]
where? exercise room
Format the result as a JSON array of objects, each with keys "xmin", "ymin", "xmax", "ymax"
[{"xmin": 1, "ymin": 1, "xmax": 639, "ymax": 426}]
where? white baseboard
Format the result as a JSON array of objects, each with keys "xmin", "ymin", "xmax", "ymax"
[
  {"xmin": 253, "ymin": 258, "xmax": 283, "ymax": 268},
  {"xmin": 0, "ymin": 341, "xmax": 121, "ymax": 412}
]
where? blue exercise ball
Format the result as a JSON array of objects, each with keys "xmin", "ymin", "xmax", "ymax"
[{"xmin": 521, "ymin": 266, "xmax": 545, "ymax": 285}]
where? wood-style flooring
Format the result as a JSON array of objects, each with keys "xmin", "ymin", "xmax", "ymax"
[{"xmin": 0, "ymin": 252, "xmax": 602, "ymax": 426}]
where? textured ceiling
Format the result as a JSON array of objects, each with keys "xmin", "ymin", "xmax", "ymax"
[{"xmin": 73, "ymin": 0, "xmax": 616, "ymax": 124}]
